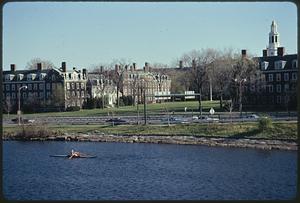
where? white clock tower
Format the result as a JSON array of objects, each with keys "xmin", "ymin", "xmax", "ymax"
[{"xmin": 267, "ymin": 20, "xmax": 280, "ymax": 56}]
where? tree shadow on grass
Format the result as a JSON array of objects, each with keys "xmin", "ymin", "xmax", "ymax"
[{"xmin": 229, "ymin": 128, "xmax": 262, "ymax": 139}]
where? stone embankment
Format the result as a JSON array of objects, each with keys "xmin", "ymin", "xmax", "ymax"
[{"xmin": 3, "ymin": 133, "xmax": 298, "ymax": 151}]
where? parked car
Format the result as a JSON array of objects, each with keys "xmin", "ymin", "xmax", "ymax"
[
  {"xmin": 161, "ymin": 117, "xmax": 189, "ymax": 124},
  {"xmin": 105, "ymin": 118, "xmax": 127, "ymax": 125},
  {"xmin": 246, "ymin": 114, "xmax": 260, "ymax": 119},
  {"xmin": 11, "ymin": 117, "xmax": 35, "ymax": 124},
  {"xmin": 198, "ymin": 115, "xmax": 219, "ymax": 122}
]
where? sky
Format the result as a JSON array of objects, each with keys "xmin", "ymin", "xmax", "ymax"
[{"xmin": 2, "ymin": 1, "xmax": 298, "ymax": 70}]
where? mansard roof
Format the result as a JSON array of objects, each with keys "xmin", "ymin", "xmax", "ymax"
[{"xmin": 255, "ymin": 54, "xmax": 297, "ymax": 71}]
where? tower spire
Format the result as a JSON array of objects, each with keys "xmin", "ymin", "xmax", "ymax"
[{"xmin": 267, "ymin": 20, "xmax": 280, "ymax": 56}]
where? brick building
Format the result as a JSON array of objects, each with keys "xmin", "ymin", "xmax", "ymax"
[{"xmin": 2, "ymin": 62, "xmax": 88, "ymax": 112}]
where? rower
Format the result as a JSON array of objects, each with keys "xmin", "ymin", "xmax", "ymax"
[{"xmin": 69, "ymin": 149, "xmax": 80, "ymax": 159}]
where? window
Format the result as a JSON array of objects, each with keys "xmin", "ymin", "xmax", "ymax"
[
  {"xmin": 23, "ymin": 92, "xmax": 27, "ymax": 98},
  {"xmin": 52, "ymin": 83, "xmax": 56, "ymax": 90},
  {"xmin": 284, "ymin": 73, "xmax": 289, "ymax": 81},
  {"xmin": 6, "ymin": 84, "xmax": 10, "ymax": 91},
  {"xmin": 284, "ymin": 96, "xmax": 290, "ymax": 104},
  {"xmin": 39, "ymin": 83, "xmax": 44, "ymax": 90},
  {"xmin": 276, "ymin": 84, "xmax": 281, "ymax": 93},
  {"xmin": 28, "ymin": 84, "xmax": 32, "ymax": 90},
  {"xmin": 12, "ymin": 93, "xmax": 16, "ymax": 99},
  {"xmin": 284, "ymin": 84, "xmax": 289, "ymax": 92},
  {"xmin": 292, "ymin": 60, "xmax": 297, "ymax": 69},
  {"xmin": 269, "ymin": 85, "xmax": 273, "ymax": 93},
  {"xmin": 77, "ymin": 91, "xmax": 80, "ymax": 98},
  {"xmin": 52, "ymin": 75, "xmax": 56, "ymax": 81},
  {"xmin": 292, "ymin": 73, "xmax": 297, "ymax": 80},
  {"xmin": 71, "ymin": 83, "xmax": 75, "ymax": 89},
  {"xmin": 81, "ymin": 91, "xmax": 85, "ymax": 98},
  {"xmin": 76, "ymin": 83, "xmax": 79, "ymax": 90},
  {"xmin": 81, "ymin": 83, "xmax": 84, "ymax": 89},
  {"xmin": 18, "ymin": 74, "xmax": 24, "ymax": 80},
  {"xmin": 277, "ymin": 96, "xmax": 281, "ymax": 104},
  {"xmin": 6, "ymin": 93, "xmax": 10, "ymax": 98},
  {"xmin": 274, "ymin": 61, "xmax": 286, "ymax": 70},
  {"xmin": 46, "ymin": 92, "xmax": 51, "ymax": 98},
  {"xmin": 268, "ymin": 74, "xmax": 273, "ymax": 82},
  {"xmin": 276, "ymin": 73, "xmax": 281, "ymax": 81},
  {"xmin": 11, "ymin": 84, "xmax": 15, "ymax": 91},
  {"xmin": 33, "ymin": 84, "xmax": 38, "ymax": 90},
  {"xmin": 39, "ymin": 92, "xmax": 44, "ymax": 98},
  {"xmin": 46, "ymin": 83, "xmax": 51, "ymax": 90},
  {"xmin": 261, "ymin": 61, "xmax": 269, "ymax": 70}
]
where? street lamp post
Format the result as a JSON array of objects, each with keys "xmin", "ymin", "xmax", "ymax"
[
  {"xmin": 235, "ymin": 78, "xmax": 247, "ymax": 117},
  {"xmin": 18, "ymin": 86, "xmax": 28, "ymax": 125}
]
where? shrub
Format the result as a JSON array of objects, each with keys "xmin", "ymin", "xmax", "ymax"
[
  {"xmin": 66, "ymin": 106, "xmax": 81, "ymax": 111},
  {"xmin": 15, "ymin": 123, "xmax": 52, "ymax": 139},
  {"xmin": 258, "ymin": 117, "xmax": 273, "ymax": 131}
]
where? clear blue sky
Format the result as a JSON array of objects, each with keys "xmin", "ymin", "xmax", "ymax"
[{"xmin": 3, "ymin": 1, "xmax": 297, "ymax": 70}]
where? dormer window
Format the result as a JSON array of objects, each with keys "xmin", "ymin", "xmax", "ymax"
[
  {"xmin": 27, "ymin": 73, "xmax": 36, "ymax": 81},
  {"xmin": 260, "ymin": 61, "xmax": 269, "ymax": 70},
  {"xmin": 18, "ymin": 74, "xmax": 24, "ymax": 80},
  {"xmin": 274, "ymin": 60, "xmax": 286, "ymax": 70},
  {"xmin": 5, "ymin": 74, "xmax": 15, "ymax": 81},
  {"xmin": 39, "ymin": 73, "xmax": 46, "ymax": 80},
  {"xmin": 292, "ymin": 59, "xmax": 298, "ymax": 69}
]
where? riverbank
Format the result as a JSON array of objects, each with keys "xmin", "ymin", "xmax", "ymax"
[
  {"xmin": 3, "ymin": 122, "xmax": 298, "ymax": 150},
  {"xmin": 3, "ymin": 132, "xmax": 298, "ymax": 151}
]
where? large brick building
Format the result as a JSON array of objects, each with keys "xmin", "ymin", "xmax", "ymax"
[
  {"xmin": 245, "ymin": 21, "xmax": 297, "ymax": 110},
  {"xmin": 120, "ymin": 62, "xmax": 171, "ymax": 103},
  {"xmin": 2, "ymin": 62, "xmax": 88, "ymax": 112}
]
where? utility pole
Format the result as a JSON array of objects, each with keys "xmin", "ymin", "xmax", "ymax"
[
  {"xmin": 143, "ymin": 84, "xmax": 147, "ymax": 125},
  {"xmin": 18, "ymin": 86, "xmax": 27, "ymax": 125}
]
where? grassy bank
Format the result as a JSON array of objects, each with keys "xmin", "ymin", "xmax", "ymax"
[
  {"xmin": 3, "ymin": 100, "xmax": 220, "ymax": 118},
  {"xmin": 3, "ymin": 121, "xmax": 297, "ymax": 141}
]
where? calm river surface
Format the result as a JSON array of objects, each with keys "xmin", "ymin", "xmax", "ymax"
[{"xmin": 3, "ymin": 141, "xmax": 297, "ymax": 200}]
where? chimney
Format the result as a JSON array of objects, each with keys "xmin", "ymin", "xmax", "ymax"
[
  {"xmin": 62, "ymin": 62, "xmax": 66, "ymax": 72},
  {"xmin": 263, "ymin": 49, "xmax": 267, "ymax": 57},
  {"xmin": 179, "ymin": 60, "xmax": 183, "ymax": 69},
  {"xmin": 125, "ymin": 65, "xmax": 128, "ymax": 71},
  {"xmin": 277, "ymin": 47, "xmax": 285, "ymax": 57},
  {"xmin": 192, "ymin": 59, "xmax": 196, "ymax": 68},
  {"xmin": 100, "ymin": 66, "xmax": 103, "ymax": 73},
  {"xmin": 82, "ymin": 68, "xmax": 87, "ymax": 78},
  {"xmin": 241, "ymin": 49, "xmax": 247, "ymax": 58},
  {"xmin": 133, "ymin": 63, "xmax": 136, "ymax": 71},
  {"xmin": 130, "ymin": 65, "xmax": 133, "ymax": 71},
  {"xmin": 144, "ymin": 62, "xmax": 149, "ymax": 72},
  {"xmin": 37, "ymin": 63, "xmax": 42, "ymax": 71},
  {"xmin": 10, "ymin": 64, "xmax": 16, "ymax": 72},
  {"xmin": 73, "ymin": 67, "xmax": 76, "ymax": 71},
  {"xmin": 115, "ymin": 64, "xmax": 118, "ymax": 72}
]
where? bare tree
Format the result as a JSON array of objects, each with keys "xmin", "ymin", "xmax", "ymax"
[
  {"xmin": 231, "ymin": 53, "xmax": 259, "ymax": 116},
  {"xmin": 3, "ymin": 96, "xmax": 13, "ymax": 116},
  {"xmin": 49, "ymin": 84, "xmax": 65, "ymax": 111},
  {"xmin": 212, "ymin": 49, "xmax": 236, "ymax": 108},
  {"xmin": 26, "ymin": 58, "xmax": 56, "ymax": 70},
  {"xmin": 108, "ymin": 59, "xmax": 132, "ymax": 108},
  {"xmin": 184, "ymin": 48, "xmax": 219, "ymax": 115}
]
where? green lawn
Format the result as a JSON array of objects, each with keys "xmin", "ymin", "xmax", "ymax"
[
  {"xmin": 4, "ymin": 100, "xmax": 221, "ymax": 118},
  {"xmin": 3, "ymin": 121, "xmax": 297, "ymax": 141}
]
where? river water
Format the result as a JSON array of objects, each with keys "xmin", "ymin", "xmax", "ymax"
[{"xmin": 2, "ymin": 141, "xmax": 297, "ymax": 200}]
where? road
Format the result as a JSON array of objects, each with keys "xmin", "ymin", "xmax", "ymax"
[{"xmin": 3, "ymin": 114, "xmax": 297, "ymax": 126}]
